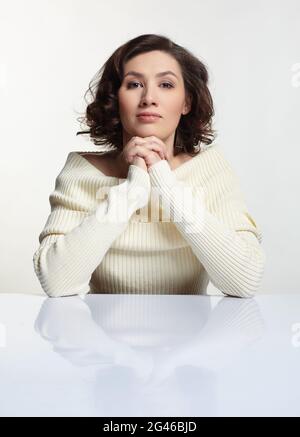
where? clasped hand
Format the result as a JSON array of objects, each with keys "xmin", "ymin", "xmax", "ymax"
[{"xmin": 123, "ymin": 135, "xmax": 171, "ymax": 172}]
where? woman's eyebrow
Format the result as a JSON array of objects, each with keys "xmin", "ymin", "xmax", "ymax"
[{"xmin": 124, "ymin": 70, "xmax": 179, "ymax": 79}]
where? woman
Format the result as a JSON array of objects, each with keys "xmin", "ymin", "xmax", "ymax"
[{"xmin": 33, "ymin": 33, "xmax": 266, "ymax": 298}]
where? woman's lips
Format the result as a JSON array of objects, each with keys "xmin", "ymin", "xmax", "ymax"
[{"xmin": 137, "ymin": 115, "xmax": 161, "ymax": 122}]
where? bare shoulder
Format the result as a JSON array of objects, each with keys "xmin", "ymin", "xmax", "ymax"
[{"xmin": 79, "ymin": 150, "xmax": 120, "ymax": 177}]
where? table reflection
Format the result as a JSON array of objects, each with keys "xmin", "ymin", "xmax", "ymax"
[{"xmin": 34, "ymin": 294, "xmax": 265, "ymax": 416}]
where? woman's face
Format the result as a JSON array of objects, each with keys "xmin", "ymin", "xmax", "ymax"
[{"xmin": 118, "ymin": 50, "xmax": 190, "ymax": 149}]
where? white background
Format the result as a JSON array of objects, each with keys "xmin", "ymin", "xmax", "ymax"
[{"xmin": 0, "ymin": 0, "xmax": 299, "ymax": 295}]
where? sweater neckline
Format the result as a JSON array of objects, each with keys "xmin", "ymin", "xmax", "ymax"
[{"xmin": 73, "ymin": 149, "xmax": 205, "ymax": 181}]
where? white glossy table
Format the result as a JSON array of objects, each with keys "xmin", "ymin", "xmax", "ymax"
[{"xmin": 0, "ymin": 293, "xmax": 299, "ymax": 417}]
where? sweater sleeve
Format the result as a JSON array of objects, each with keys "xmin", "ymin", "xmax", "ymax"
[
  {"xmin": 33, "ymin": 163, "xmax": 151, "ymax": 298},
  {"xmin": 148, "ymin": 157, "xmax": 266, "ymax": 298}
]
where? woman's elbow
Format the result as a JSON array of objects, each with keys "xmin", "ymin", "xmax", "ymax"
[
  {"xmin": 32, "ymin": 250, "xmax": 90, "ymax": 298},
  {"xmin": 217, "ymin": 249, "xmax": 266, "ymax": 299}
]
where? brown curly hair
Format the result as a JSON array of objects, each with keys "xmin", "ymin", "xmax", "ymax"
[{"xmin": 76, "ymin": 33, "xmax": 217, "ymax": 157}]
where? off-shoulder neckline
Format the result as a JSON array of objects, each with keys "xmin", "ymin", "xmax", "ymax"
[{"xmin": 72, "ymin": 146, "xmax": 214, "ymax": 180}]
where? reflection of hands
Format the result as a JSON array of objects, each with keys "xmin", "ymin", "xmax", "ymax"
[
  {"xmin": 34, "ymin": 296, "xmax": 154, "ymax": 380},
  {"xmin": 114, "ymin": 346, "xmax": 154, "ymax": 381},
  {"xmin": 139, "ymin": 298, "xmax": 265, "ymax": 387},
  {"xmin": 34, "ymin": 295, "xmax": 265, "ymax": 389}
]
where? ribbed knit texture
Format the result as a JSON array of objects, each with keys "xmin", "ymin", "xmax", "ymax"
[{"xmin": 33, "ymin": 144, "xmax": 266, "ymax": 298}]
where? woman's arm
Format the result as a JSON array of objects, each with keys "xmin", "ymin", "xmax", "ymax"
[
  {"xmin": 148, "ymin": 159, "xmax": 266, "ymax": 298},
  {"xmin": 33, "ymin": 164, "xmax": 150, "ymax": 298}
]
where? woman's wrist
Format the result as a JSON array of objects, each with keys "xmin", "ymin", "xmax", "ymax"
[{"xmin": 127, "ymin": 164, "xmax": 151, "ymax": 212}]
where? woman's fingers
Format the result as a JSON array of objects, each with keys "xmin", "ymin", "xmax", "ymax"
[
  {"xmin": 143, "ymin": 136, "xmax": 169, "ymax": 159},
  {"xmin": 133, "ymin": 144, "xmax": 165, "ymax": 160},
  {"xmin": 131, "ymin": 137, "xmax": 166, "ymax": 158}
]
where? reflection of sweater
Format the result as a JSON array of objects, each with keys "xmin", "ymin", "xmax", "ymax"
[{"xmin": 33, "ymin": 144, "xmax": 266, "ymax": 298}]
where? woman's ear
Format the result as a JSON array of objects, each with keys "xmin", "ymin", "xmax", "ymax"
[{"xmin": 182, "ymin": 94, "xmax": 192, "ymax": 115}]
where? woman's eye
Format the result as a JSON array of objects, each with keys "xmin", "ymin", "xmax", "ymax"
[{"xmin": 126, "ymin": 82, "xmax": 174, "ymax": 89}]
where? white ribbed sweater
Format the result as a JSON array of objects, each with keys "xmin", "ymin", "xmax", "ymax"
[{"xmin": 33, "ymin": 144, "xmax": 266, "ymax": 298}]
